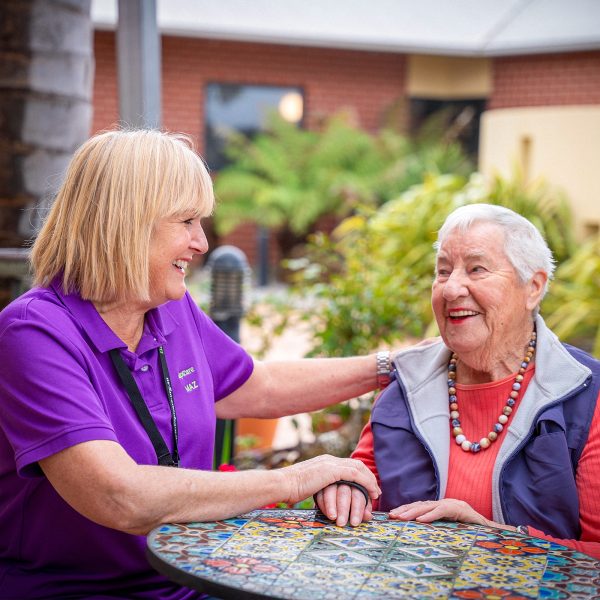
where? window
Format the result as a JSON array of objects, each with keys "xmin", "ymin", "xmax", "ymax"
[
  {"xmin": 409, "ymin": 98, "xmax": 486, "ymax": 159},
  {"xmin": 205, "ymin": 83, "xmax": 304, "ymax": 170}
]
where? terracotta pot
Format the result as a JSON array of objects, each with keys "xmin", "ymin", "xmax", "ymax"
[{"xmin": 236, "ymin": 418, "xmax": 279, "ymax": 450}]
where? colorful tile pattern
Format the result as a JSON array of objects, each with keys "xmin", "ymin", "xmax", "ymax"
[{"xmin": 147, "ymin": 510, "xmax": 600, "ymax": 599}]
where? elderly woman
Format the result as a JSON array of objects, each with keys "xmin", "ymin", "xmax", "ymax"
[
  {"xmin": 317, "ymin": 203, "xmax": 600, "ymax": 559},
  {"xmin": 0, "ymin": 129, "xmax": 383, "ymax": 599}
]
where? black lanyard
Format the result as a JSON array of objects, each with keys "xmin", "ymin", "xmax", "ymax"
[{"xmin": 109, "ymin": 346, "xmax": 180, "ymax": 467}]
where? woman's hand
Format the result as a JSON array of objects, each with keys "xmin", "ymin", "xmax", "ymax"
[
  {"xmin": 389, "ymin": 498, "xmax": 492, "ymax": 527},
  {"xmin": 314, "ymin": 483, "xmax": 373, "ymax": 527},
  {"xmin": 40, "ymin": 442, "xmax": 380, "ymax": 535},
  {"xmin": 283, "ymin": 455, "xmax": 379, "ymax": 525}
]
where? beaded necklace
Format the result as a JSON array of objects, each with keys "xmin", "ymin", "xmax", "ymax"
[{"xmin": 448, "ymin": 330, "xmax": 537, "ymax": 453}]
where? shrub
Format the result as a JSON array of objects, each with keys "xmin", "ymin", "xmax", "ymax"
[{"xmin": 545, "ymin": 238, "xmax": 600, "ymax": 356}]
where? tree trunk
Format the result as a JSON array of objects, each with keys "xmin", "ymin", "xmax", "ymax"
[{"xmin": 0, "ymin": 0, "xmax": 93, "ymax": 307}]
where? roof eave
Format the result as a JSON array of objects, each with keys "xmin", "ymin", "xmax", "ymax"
[{"xmin": 93, "ymin": 21, "xmax": 600, "ymax": 58}]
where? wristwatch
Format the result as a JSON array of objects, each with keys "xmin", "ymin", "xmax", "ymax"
[{"xmin": 376, "ymin": 350, "xmax": 392, "ymax": 389}]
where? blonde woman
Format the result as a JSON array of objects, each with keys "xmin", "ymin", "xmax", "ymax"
[{"xmin": 0, "ymin": 130, "xmax": 382, "ymax": 599}]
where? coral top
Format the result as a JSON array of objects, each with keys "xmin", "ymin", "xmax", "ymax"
[{"xmin": 352, "ymin": 366, "xmax": 600, "ymax": 559}]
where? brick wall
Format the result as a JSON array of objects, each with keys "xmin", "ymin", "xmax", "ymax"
[
  {"xmin": 92, "ymin": 32, "xmax": 406, "ymax": 269},
  {"xmin": 489, "ymin": 51, "xmax": 600, "ymax": 109},
  {"xmin": 93, "ymin": 31, "xmax": 119, "ymax": 131},
  {"xmin": 93, "ymin": 32, "xmax": 407, "ymax": 139}
]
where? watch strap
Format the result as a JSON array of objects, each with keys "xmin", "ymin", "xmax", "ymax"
[{"xmin": 376, "ymin": 350, "xmax": 392, "ymax": 388}]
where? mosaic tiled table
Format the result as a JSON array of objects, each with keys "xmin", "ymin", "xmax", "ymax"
[{"xmin": 146, "ymin": 509, "xmax": 600, "ymax": 599}]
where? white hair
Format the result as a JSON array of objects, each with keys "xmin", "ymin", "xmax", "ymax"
[{"xmin": 434, "ymin": 203, "xmax": 555, "ymax": 299}]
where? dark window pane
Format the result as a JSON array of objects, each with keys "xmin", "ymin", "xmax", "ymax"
[
  {"xmin": 409, "ymin": 98, "xmax": 486, "ymax": 159},
  {"xmin": 205, "ymin": 83, "xmax": 304, "ymax": 170}
]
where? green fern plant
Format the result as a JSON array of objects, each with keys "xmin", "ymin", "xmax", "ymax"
[{"xmin": 213, "ymin": 112, "xmax": 471, "ymax": 259}]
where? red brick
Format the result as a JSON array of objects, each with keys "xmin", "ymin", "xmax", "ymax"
[{"xmin": 490, "ymin": 51, "xmax": 600, "ymax": 109}]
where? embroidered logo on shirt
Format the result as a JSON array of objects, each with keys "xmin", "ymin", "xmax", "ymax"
[
  {"xmin": 178, "ymin": 366, "xmax": 195, "ymax": 379},
  {"xmin": 178, "ymin": 366, "xmax": 198, "ymax": 392},
  {"xmin": 185, "ymin": 380, "xmax": 199, "ymax": 392}
]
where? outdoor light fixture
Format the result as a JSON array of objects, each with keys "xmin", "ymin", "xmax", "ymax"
[
  {"xmin": 206, "ymin": 245, "xmax": 250, "ymax": 342},
  {"xmin": 206, "ymin": 245, "xmax": 251, "ymax": 467},
  {"xmin": 278, "ymin": 91, "xmax": 304, "ymax": 123}
]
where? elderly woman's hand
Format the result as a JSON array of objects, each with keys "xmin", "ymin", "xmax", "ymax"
[
  {"xmin": 283, "ymin": 455, "xmax": 379, "ymax": 526},
  {"xmin": 389, "ymin": 498, "xmax": 491, "ymax": 528},
  {"xmin": 314, "ymin": 483, "xmax": 374, "ymax": 527}
]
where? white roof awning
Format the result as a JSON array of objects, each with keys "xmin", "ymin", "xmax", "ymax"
[{"xmin": 92, "ymin": 0, "xmax": 600, "ymax": 57}]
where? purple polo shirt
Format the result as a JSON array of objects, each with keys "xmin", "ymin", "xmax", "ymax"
[{"xmin": 0, "ymin": 281, "xmax": 253, "ymax": 599}]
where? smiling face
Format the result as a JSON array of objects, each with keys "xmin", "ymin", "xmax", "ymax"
[
  {"xmin": 147, "ymin": 213, "xmax": 209, "ymax": 308},
  {"xmin": 432, "ymin": 222, "xmax": 545, "ymax": 378}
]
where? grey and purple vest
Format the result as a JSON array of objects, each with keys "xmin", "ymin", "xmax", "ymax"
[{"xmin": 371, "ymin": 316, "xmax": 600, "ymax": 539}]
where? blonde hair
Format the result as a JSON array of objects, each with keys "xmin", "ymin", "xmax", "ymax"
[{"xmin": 31, "ymin": 129, "xmax": 214, "ymax": 303}]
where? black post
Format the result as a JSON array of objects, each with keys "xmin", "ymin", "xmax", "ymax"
[
  {"xmin": 257, "ymin": 226, "xmax": 270, "ymax": 287},
  {"xmin": 207, "ymin": 246, "xmax": 250, "ymax": 468}
]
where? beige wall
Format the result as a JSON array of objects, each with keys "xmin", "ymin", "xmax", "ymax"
[
  {"xmin": 479, "ymin": 106, "xmax": 600, "ymax": 237},
  {"xmin": 407, "ymin": 54, "xmax": 492, "ymax": 99}
]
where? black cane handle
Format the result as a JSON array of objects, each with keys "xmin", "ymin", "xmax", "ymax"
[{"xmin": 336, "ymin": 479, "xmax": 370, "ymax": 505}]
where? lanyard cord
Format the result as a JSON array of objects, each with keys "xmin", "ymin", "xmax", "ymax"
[
  {"xmin": 109, "ymin": 346, "xmax": 180, "ymax": 467},
  {"xmin": 157, "ymin": 346, "xmax": 179, "ymax": 465}
]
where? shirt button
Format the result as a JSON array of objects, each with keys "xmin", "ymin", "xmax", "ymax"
[{"xmin": 140, "ymin": 365, "xmax": 149, "ymax": 372}]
